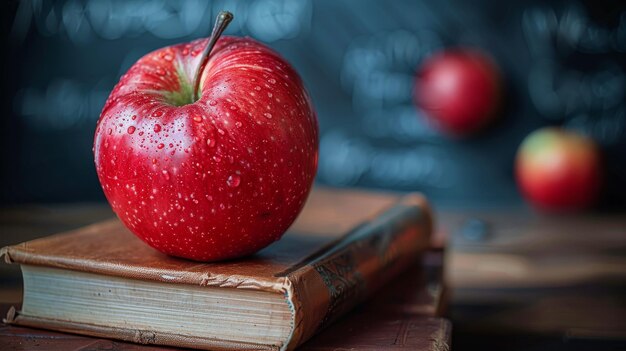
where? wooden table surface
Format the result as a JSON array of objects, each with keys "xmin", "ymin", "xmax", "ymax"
[
  {"xmin": 438, "ymin": 209, "xmax": 626, "ymax": 337},
  {"xmin": 1, "ymin": 196, "xmax": 626, "ymax": 350}
]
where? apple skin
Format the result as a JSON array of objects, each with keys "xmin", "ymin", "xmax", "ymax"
[
  {"xmin": 414, "ymin": 49, "xmax": 501, "ymax": 136},
  {"xmin": 94, "ymin": 36, "xmax": 318, "ymax": 261},
  {"xmin": 515, "ymin": 128, "xmax": 602, "ymax": 212}
]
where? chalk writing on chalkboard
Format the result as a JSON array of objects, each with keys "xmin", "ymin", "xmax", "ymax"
[{"xmin": 523, "ymin": 4, "xmax": 626, "ymax": 146}]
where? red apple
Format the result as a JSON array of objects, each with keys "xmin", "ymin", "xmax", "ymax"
[
  {"xmin": 93, "ymin": 12, "xmax": 318, "ymax": 261},
  {"xmin": 516, "ymin": 128, "xmax": 602, "ymax": 211},
  {"xmin": 414, "ymin": 49, "xmax": 501, "ymax": 136}
]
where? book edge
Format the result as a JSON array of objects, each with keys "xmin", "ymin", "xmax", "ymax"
[
  {"xmin": 6, "ymin": 311, "xmax": 280, "ymax": 351},
  {"xmin": 282, "ymin": 192, "xmax": 433, "ymax": 351},
  {"xmin": 1, "ymin": 236, "xmax": 292, "ymax": 295},
  {"xmin": 2, "ymin": 305, "xmax": 16, "ymax": 324},
  {"xmin": 432, "ymin": 318, "xmax": 453, "ymax": 351},
  {"xmin": 1, "ymin": 245, "xmax": 15, "ymax": 264}
]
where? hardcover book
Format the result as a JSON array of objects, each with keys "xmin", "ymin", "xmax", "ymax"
[{"xmin": 1, "ymin": 188, "xmax": 432, "ymax": 351}]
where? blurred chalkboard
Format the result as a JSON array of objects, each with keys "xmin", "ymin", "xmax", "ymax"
[{"xmin": 2, "ymin": 0, "xmax": 625, "ymax": 207}]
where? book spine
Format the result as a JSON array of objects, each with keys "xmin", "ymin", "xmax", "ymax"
[{"xmin": 283, "ymin": 194, "xmax": 433, "ymax": 350}]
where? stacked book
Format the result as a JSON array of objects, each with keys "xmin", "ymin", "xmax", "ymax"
[{"xmin": 1, "ymin": 188, "xmax": 450, "ymax": 350}]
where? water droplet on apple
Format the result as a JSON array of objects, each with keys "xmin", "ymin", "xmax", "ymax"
[
  {"xmin": 227, "ymin": 174, "xmax": 241, "ymax": 188},
  {"xmin": 254, "ymin": 86, "xmax": 261, "ymax": 91},
  {"xmin": 208, "ymin": 100, "xmax": 217, "ymax": 106},
  {"xmin": 157, "ymin": 143, "xmax": 165, "ymax": 149},
  {"xmin": 206, "ymin": 138, "xmax": 216, "ymax": 147},
  {"xmin": 263, "ymin": 112, "xmax": 272, "ymax": 119},
  {"xmin": 193, "ymin": 115, "xmax": 202, "ymax": 123},
  {"xmin": 153, "ymin": 110, "xmax": 163, "ymax": 117},
  {"xmin": 163, "ymin": 54, "xmax": 173, "ymax": 61},
  {"xmin": 268, "ymin": 78, "xmax": 276, "ymax": 84},
  {"xmin": 229, "ymin": 105, "xmax": 237, "ymax": 111},
  {"xmin": 127, "ymin": 126, "xmax": 136, "ymax": 134},
  {"xmin": 218, "ymin": 129, "xmax": 225, "ymax": 135},
  {"xmin": 154, "ymin": 124, "xmax": 162, "ymax": 132},
  {"xmin": 131, "ymin": 115, "xmax": 137, "ymax": 120},
  {"xmin": 235, "ymin": 121, "xmax": 242, "ymax": 128},
  {"xmin": 156, "ymin": 68, "xmax": 166, "ymax": 76},
  {"xmin": 162, "ymin": 170, "xmax": 170, "ymax": 180}
]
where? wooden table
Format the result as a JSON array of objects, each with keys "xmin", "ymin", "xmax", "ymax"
[{"xmin": 438, "ymin": 208, "xmax": 626, "ymax": 350}]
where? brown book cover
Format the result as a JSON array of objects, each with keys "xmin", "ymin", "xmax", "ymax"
[{"xmin": 1, "ymin": 188, "xmax": 432, "ymax": 351}]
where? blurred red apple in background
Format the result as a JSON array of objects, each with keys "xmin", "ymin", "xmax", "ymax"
[
  {"xmin": 93, "ymin": 12, "xmax": 318, "ymax": 261},
  {"xmin": 516, "ymin": 128, "xmax": 602, "ymax": 212},
  {"xmin": 414, "ymin": 49, "xmax": 501, "ymax": 137}
]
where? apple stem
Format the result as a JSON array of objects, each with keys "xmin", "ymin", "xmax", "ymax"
[{"xmin": 192, "ymin": 11, "xmax": 234, "ymax": 101}]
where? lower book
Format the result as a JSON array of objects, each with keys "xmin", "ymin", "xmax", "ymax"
[
  {"xmin": 301, "ymin": 251, "xmax": 450, "ymax": 350},
  {"xmin": 1, "ymin": 188, "xmax": 434, "ymax": 351}
]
